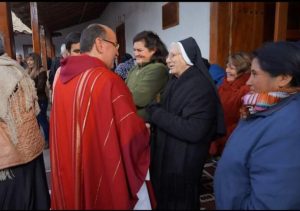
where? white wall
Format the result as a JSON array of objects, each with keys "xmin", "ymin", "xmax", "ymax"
[
  {"xmin": 14, "ymin": 34, "xmax": 32, "ymax": 57},
  {"xmin": 15, "ymin": 3, "xmax": 211, "ymax": 58},
  {"xmin": 99, "ymin": 2, "xmax": 211, "ymax": 59},
  {"xmin": 52, "ymin": 19, "xmax": 99, "ymax": 56}
]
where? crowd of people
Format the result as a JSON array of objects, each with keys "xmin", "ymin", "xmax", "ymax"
[{"xmin": 1, "ymin": 22, "xmax": 300, "ymax": 210}]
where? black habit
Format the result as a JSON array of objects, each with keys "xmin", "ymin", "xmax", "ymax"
[{"xmin": 147, "ymin": 37, "xmax": 225, "ymax": 210}]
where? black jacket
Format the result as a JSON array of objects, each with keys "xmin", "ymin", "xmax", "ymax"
[
  {"xmin": 147, "ymin": 66, "xmax": 219, "ymax": 209},
  {"xmin": 48, "ymin": 56, "xmax": 61, "ymax": 89}
]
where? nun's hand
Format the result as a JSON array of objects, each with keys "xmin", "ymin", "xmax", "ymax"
[
  {"xmin": 146, "ymin": 102, "xmax": 160, "ymax": 114},
  {"xmin": 146, "ymin": 101, "xmax": 161, "ymax": 123},
  {"xmin": 145, "ymin": 123, "xmax": 151, "ymax": 134}
]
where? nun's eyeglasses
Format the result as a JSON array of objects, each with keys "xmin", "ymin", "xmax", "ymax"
[{"xmin": 167, "ymin": 53, "xmax": 180, "ymax": 59}]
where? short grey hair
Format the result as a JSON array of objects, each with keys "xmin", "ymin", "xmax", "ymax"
[
  {"xmin": 169, "ymin": 42, "xmax": 180, "ymax": 52},
  {"xmin": 80, "ymin": 24, "xmax": 107, "ymax": 53},
  {"xmin": 168, "ymin": 42, "xmax": 193, "ymax": 65},
  {"xmin": 0, "ymin": 32, "xmax": 5, "ymax": 56}
]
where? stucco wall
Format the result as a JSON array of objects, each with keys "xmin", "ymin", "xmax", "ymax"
[{"xmin": 14, "ymin": 2, "xmax": 211, "ymax": 59}]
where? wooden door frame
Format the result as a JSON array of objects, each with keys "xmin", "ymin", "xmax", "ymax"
[
  {"xmin": 274, "ymin": 2, "xmax": 288, "ymax": 41},
  {"xmin": 209, "ymin": 2, "xmax": 289, "ymax": 67},
  {"xmin": 116, "ymin": 22, "xmax": 125, "ymax": 63},
  {"xmin": 209, "ymin": 2, "xmax": 231, "ymax": 67},
  {"xmin": 30, "ymin": 2, "xmax": 41, "ymax": 54},
  {"xmin": 0, "ymin": 2, "xmax": 15, "ymax": 58}
]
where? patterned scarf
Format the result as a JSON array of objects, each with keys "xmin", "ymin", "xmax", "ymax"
[{"xmin": 240, "ymin": 87, "xmax": 300, "ymax": 119}]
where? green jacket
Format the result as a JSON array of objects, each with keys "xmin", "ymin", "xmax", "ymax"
[{"xmin": 126, "ymin": 62, "xmax": 169, "ymax": 120}]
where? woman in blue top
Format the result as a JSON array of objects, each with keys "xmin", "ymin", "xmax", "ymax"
[{"xmin": 214, "ymin": 41, "xmax": 300, "ymax": 210}]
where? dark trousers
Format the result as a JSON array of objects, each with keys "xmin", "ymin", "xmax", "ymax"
[
  {"xmin": 37, "ymin": 99, "xmax": 49, "ymax": 143},
  {"xmin": 0, "ymin": 154, "xmax": 50, "ymax": 210}
]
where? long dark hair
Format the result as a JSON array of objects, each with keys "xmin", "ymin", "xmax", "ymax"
[
  {"xmin": 133, "ymin": 31, "xmax": 168, "ymax": 65},
  {"xmin": 27, "ymin": 52, "xmax": 43, "ymax": 79},
  {"xmin": 27, "ymin": 52, "xmax": 42, "ymax": 69}
]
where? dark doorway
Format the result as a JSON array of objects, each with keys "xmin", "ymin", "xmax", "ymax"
[
  {"xmin": 286, "ymin": 2, "xmax": 300, "ymax": 41},
  {"xmin": 116, "ymin": 23, "xmax": 125, "ymax": 64}
]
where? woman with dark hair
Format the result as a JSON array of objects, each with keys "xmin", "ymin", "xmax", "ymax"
[
  {"xmin": 210, "ymin": 52, "xmax": 252, "ymax": 158},
  {"xmin": 26, "ymin": 52, "xmax": 49, "ymax": 149},
  {"xmin": 146, "ymin": 37, "xmax": 225, "ymax": 209},
  {"xmin": 126, "ymin": 31, "xmax": 169, "ymax": 120},
  {"xmin": 214, "ymin": 41, "xmax": 300, "ymax": 209}
]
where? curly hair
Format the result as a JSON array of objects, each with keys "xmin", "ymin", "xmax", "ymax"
[
  {"xmin": 133, "ymin": 31, "xmax": 168, "ymax": 65},
  {"xmin": 227, "ymin": 52, "xmax": 253, "ymax": 75}
]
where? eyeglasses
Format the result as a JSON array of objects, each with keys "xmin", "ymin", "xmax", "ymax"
[
  {"xmin": 167, "ymin": 52, "xmax": 180, "ymax": 60},
  {"xmin": 102, "ymin": 39, "xmax": 120, "ymax": 50}
]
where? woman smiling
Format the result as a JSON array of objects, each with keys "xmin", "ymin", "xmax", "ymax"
[{"xmin": 214, "ymin": 41, "xmax": 300, "ymax": 210}]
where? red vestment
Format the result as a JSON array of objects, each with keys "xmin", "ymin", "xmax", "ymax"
[
  {"xmin": 210, "ymin": 73, "xmax": 250, "ymax": 156},
  {"xmin": 50, "ymin": 54, "xmax": 150, "ymax": 209}
]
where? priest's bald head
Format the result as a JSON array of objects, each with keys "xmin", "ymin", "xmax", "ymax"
[{"xmin": 80, "ymin": 24, "xmax": 119, "ymax": 69}]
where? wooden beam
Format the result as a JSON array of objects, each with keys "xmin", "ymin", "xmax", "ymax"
[
  {"xmin": 30, "ymin": 2, "xmax": 40, "ymax": 54},
  {"xmin": 0, "ymin": 2, "xmax": 15, "ymax": 58},
  {"xmin": 44, "ymin": 26, "xmax": 53, "ymax": 58},
  {"xmin": 46, "ymin": 33, "xmax": 52, "ymax": 58},
  {"xmin": 40, "ymin": 25, "xmax": 47, "ymax": 69},
  {"xmin": 51, "ymin": 43, "xmax": 56, "ymax": 57},
  {"xmin": 274, "ymin": 2, "xmax": 288, "ymax": 41}
]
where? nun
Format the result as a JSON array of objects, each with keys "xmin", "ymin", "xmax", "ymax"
[{"xmin": 146, "ymin": 37, "xmax": 225, "ymax": 209}]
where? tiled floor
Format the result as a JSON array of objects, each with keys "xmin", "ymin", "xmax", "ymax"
[{"xmin": 200, "ymin": 160, "xmax": 217, "ymax": 210}]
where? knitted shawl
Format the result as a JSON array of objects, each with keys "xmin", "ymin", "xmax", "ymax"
[{"xmin": 0, "ymin": 54, "xmax": 41, "ymax": 180}]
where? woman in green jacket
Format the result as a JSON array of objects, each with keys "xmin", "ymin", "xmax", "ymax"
[{"xmin": 126, "ymin": 31, "xmax": 169, "ymax": 121}]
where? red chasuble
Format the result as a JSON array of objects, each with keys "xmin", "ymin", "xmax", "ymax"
[{"xmin": 50, "ymin": 54, "xmax": 150, "ymax": 209}]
